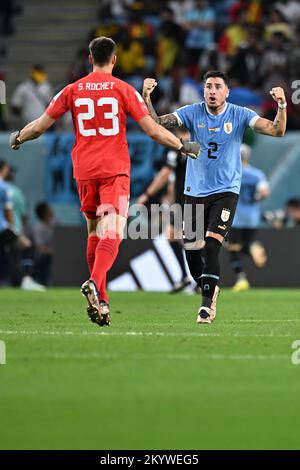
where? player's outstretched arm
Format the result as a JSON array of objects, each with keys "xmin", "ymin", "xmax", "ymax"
[
  {"xmin": 136, "ymin": 166, "xmax": 172, "ymax": 205},
  {"xmin": 142, "ymin": 78, "xmax": 179, "ymax": 130},
  {"xmin": 138, "ymin": 115, "xmax": 200, "ymax": 158},
  {"xmin": 253, "ymin": 87, "xmax": 287, "ymax": 137},
  {"xmin": 9, "ymin": 113, "xmax": 56, "ymax": 149}
]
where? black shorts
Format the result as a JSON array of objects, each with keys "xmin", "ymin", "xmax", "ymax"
[
  {"xmin": 183, "ymin": 192, "xmax": 239, "ymax": 243},
  {"xmin": 169, "ymin": 199, "xmax": 184, "ymax": 228},
  {"xmin": 0, "ymin": 228, "xmax": 18, "ymax": 247},
  {"xmin": 227, "ymin": 228, "xmax": 257, "ymax": 252}
]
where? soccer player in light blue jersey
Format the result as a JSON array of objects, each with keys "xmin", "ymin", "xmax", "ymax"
[
  {"xmin": 227, "ymin": 144, "xmax": 270, "ymax": 292},
  {"xmin": 142, "ymin": 70, "xmax": 287, "ymax": 324}
]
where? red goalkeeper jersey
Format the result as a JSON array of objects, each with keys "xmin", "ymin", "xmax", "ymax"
[{"xmin": 46, "ymin": 72, "xmax": 149, "ymax": 180}]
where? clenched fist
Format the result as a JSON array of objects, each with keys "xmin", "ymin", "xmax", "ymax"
[
  {"xmin": 270, "ymin": 87, "xmax": 286, "ymax": 106},
  {"xmin": 180, "ymin": 139, "xmax": 201, "ymax": 159},
  {"xmin": 143, "ymin": 78, "xmax": 157, "ymax": 98},
  {"xmin": 9, "ymin": 131, "xmax": 22, "ymax": 150}
]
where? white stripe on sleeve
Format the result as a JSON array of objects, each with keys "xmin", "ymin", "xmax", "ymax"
[
  {"xmin": 173, "ymin": 112, "xmax": 182, "ymax": 126},
  {"xmin": 249, "ymin": 115, "xmax": 260, "ymax": 129}
]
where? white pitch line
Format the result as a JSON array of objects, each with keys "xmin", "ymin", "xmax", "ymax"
[
  {"xmin": 0, "ymin": 330, "xmax": 297, "ymax": 338},
  {"xmin": 222, "ymin": 319, "xmax": 300, "ymax": 323},
  {"xmin": 6, "ymin": 352, "xmax": 289, "ymax": 361},
  {"xmin": 167, "ymin": 354, "xmax": 289, "ymax": 361}
]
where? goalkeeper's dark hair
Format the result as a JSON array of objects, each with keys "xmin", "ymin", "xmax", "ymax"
[
  {"xmin": 203, "ymin": 70, "xmax": 229, "ymax": 87},
  {"xmin": 89, "ymin": 37, "xmax": 116, "ymax": 66}
]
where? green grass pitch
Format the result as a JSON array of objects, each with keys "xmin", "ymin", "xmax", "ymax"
[{"xmin": 1, "ymin": 288, "xmax": 300, "ymax": 450}]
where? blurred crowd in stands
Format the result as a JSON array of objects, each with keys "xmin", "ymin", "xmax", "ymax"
[
  {"xmin": 0, "ymin": 1, "xmax": 21, "ymax": 38},
  {"xmin": 1, "ymin": 0, "xmax": 300, "ymax": 130},
  {"xmin": 71, "ymin": 0, "xmax": 300, "ymax": 130}
]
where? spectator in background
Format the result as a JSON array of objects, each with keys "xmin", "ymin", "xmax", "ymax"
[
  {"xmin": 229, "ymin": 0, "xmax": 262, "ymax": 25},
  {"xmin": 168, "ymin": 0, "xmax": 194, "ymax": 26},
  {"xmin": 183, "ymin": 0, "xmax": 216, "ymax": 73},
  {"xmin": 259, "ymin": 32, "xmax": 289, "ymax": 94},
  {"xmin": 4, "ymin": 165, "xmax": 27, "ymax": 237},
  {"xmin": 275, "ymin": 0, "xmax": 300, "ymax": 26},
  {"xmin": 226, "ymin": 144, "xmax": 270, "ymax": 292},
  {"xmin": 115, "ymin": 29, "xmax": 146, "ymax": 78},
  {"xmin": 0, "ymin": 160, "xmax": 13, "ymax": 284},
  {"xmin": 66, "ymin": 48, "xmax": 90, "ymax": 83},
  {"xmin": 228, "ymin": 25, "xmax": 264, "ymax": 89},
  {"xmin": 33, "ymin": 202, "xmax": 55, "ymax": 286},
  {"xmin": 0, "ymin": 159, "xmax": 45, "ymax": 290},
  {"xmin": 219, "ymin": 8, "xmax": 249, "ymax": 56},
  {"xmin": 288, "ymin": 27, "xmax": 300, "ymax": 82},
  {"xmin": 155, "ymin": 7, "xmax": 183, "ymax": 76},
  {"xmin": 264, "ymin": 198, "xmax": 300, "ymax": 229},
  {"xmin": 285, "ymin": 198, "xmax": 300, "ymax": 227},
  {"xmin": 264, "ymin": 8, "xmax": 293, "ymax": 42},
  {"xmin": 11, "ymin": 64, "xmax": 53, "ymax": 126},
  {"xmin": 200, "ymin": 44, "xmax": 227, "ymax": 79},
  {"xmin": 96, "ymin": 0, "xmax": 132, "ymax": 20},
  {"xmin": 0, "ymin": 159, "xmax": 14, "ymax": 243},
  {"xmin": 126, "ymin": 7, "xmax": 155, "ymax": 71},
  {"xmin": 4, "ymin": 164, "xmax": 40, "ymax": 289}
]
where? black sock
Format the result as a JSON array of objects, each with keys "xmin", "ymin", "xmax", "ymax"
[
  {"xmin": 170, "ymin": 241, "xmax": 187, "ymax": 279},
  {"xmin": 185, "ymin": 248, "xmax": 204, "ymax": 288},
  {"xmin": 201, "ymin": 237, "xmax": 221, "ymax": 307},
  {"xmin": 229, "ymin": 251, "xmax": 243, "ymax": 276},
  {"xmin": 21, "ymin": 247, "xmax": 35, "ymax": 277}
]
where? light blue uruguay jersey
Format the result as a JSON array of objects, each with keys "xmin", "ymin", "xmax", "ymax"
[
  {"xmin": 233, "ymin": 165, "xmax": 268, "ymax": 228},
  {"xmin": 0, "ymin": 179, "xmax": 12, "ymax": 232},
  {"xmin": 174, "ymin": 102, "xmax": 259, "ymax": 197}
]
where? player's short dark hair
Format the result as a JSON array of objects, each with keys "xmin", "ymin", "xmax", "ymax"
[
  {"xmin": 203, "ymin": 70, "xmax": 229, "ymax": 87},
  {"xmin": 89, "ymin": 37, "xmax": 116, "ymax": 66},
  {"xmin": 286, "ymin": 198, "xmax": 300, "ymax": 209},
  {"xmin": 35, "ymin": 202, "xmax": 50, "ymax": 221},
  {"xmin": 0, "ymin": 159, "xmax": 8, "ymax": 172}
]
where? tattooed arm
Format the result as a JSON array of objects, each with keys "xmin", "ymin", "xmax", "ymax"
[
  {"xmin": 253, "ymin": 87, "xmax": 287, "ymax": 137},
  {"xmin": 142, "ymin": 78, "xmax": 180, "ymax": 130}
]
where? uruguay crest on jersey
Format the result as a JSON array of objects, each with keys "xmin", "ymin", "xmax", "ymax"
[{"xmin": 224, "ymin": 122, "xmax": 233, "ymax": 134}]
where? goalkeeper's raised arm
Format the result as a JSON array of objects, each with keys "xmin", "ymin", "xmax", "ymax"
[{"xmin": 142, "ymin": 78, "xmax": 180, "ymax": 130}]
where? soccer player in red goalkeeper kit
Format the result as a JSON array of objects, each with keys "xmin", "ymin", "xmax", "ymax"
[{"xmin": 9, "ymin": 36, "xmax": 200, "ymax": 327}]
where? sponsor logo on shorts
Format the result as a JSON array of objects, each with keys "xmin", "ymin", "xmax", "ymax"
[
  {"xmin": 218, "ymin": 224, "xmax": 227, "ymax": 230},
  {"xmin": 221, "ymin": 208, "xmax": 231, "ymax": 222}
]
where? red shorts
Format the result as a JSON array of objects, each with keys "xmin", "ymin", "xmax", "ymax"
[{"xmin": 77, "ymin": 175, "xmax": 130, "ymax": 219}]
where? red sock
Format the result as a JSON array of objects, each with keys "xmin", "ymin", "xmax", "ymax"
[
  {"xmin": 86, "ymin": 235, "xmax": 98, "ymax": 274},
  {"xmin": 99, "ymin": 275, "xmax": 108, "ymax": 304},
  {"xmin": 87, "ymin": 235, "xmax": 109, "ymax": 303},
  {"xmin": 91, "ymin": 231, "xmax": 121, "ymax": 297}
]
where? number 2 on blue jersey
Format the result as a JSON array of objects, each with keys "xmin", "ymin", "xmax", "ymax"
[{"xmin": 208, "ymin": 142, "xmax": 218, "ymax": 159}]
